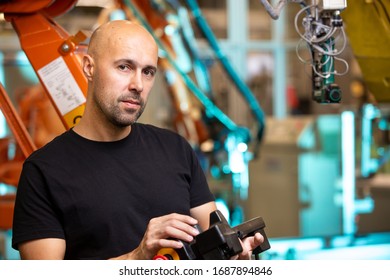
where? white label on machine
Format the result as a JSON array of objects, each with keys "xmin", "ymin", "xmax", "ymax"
[
  {"xmin": 322, "ymin": 0, "xmax": 347, "ymax": 10},
  {"xmin": 37, "ymin": 56, "xmax": 86, "ymax": 115}
]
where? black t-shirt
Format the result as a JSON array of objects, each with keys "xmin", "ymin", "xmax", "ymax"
[{"xmin": 12, "ymin": 123, "xmax": 214, "ymax": 259}]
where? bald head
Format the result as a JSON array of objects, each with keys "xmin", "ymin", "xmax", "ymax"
[
  {"xmin": 88, "ymin": 20, "xmax": 158, "ymax": 59},
  {"xmin": 79, "ymin": 19, "xmax": 159, "ymax": 136}
]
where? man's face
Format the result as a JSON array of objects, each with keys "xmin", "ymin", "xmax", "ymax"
[{"xmin": 89, "ymin": 31, "xmax": 158, "ymax": 127}]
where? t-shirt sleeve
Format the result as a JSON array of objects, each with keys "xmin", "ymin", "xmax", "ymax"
[
  {"xmin": 12, "ymin": 160, "xmax": 65, "ymax": 250},
  {"xmin": 187, "ymin": 146, "xmax": 215, "ymax": 208}
]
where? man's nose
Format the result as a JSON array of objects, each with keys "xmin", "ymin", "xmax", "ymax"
[{"xmin": 128, "ymin": 71, "xmax": 143, "ymax": 93}]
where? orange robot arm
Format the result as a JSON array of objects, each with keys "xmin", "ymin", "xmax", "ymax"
[{"xmin": 1, "ymin": 0, "xmax": 88, "ymax": 129}]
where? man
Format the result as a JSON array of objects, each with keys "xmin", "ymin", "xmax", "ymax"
[{"xmin": 12, "ymin": 20, "xmax": 263, "ymax": 260}]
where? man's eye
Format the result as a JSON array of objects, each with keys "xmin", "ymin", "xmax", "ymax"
[
  {"xmin": 144, "ymin": 69, "xmax": 156, "ymax": 77},
  {"xmin": 118, "ymin": 65, "xmax": 129, "ymax": 71}
]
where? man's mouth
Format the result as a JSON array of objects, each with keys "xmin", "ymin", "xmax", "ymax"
[{"xmin": 122, "ymin": 99, "xmax": 140, "ymax": 109}]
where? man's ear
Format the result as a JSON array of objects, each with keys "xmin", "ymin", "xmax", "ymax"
[{"xmin": 82, "ymin": 54, "xmax": 94, "ymax": 81}]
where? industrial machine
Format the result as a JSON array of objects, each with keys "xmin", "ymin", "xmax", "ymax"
[
  {"xmin": 255, "ymin": 0, "xmax": 390, "ymax": 259},
  {"xmin": 341, "ymin": 0, "xmax": 390, "ymax": 237},
  {"xmin": 0, "ymin": 0, "xmax": 89, "ymax": 259},
  {"xmin": 260, "ymin": 0, "xmax": 348, "ymax": 103}
]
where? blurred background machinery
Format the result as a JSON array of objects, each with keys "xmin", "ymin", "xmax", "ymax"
[{"xmin": 0, "ymin": 0, "xmax": 390, "ymax": 260}]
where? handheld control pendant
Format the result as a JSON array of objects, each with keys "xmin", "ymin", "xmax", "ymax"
[{"xmin": 153, "ymin": 210, "xmax": 271, "ymax": 260}]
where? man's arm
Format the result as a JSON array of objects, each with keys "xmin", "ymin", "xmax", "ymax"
[
  {"xmin": 190, "ymin": 201, "xmax": 218, "ymax": 230},
  {"xmin": 18, "ymin": 238, "xmax": 66, "ymax": 259}
]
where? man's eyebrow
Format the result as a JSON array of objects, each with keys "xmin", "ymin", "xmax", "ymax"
[{"xmin": 145, "ymin": 65, "xmax": 158, "ymax": 72}]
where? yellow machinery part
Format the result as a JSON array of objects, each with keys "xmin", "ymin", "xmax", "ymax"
[{"xmin": 342, "ymin": 0, "xmax": 390, "ymax": 103}]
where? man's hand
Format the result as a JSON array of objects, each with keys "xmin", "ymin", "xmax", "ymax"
[
  {"xmin": 124, "ymin": 213, "xmax": 200, "ymax": 260},
  {"xmin": 233, "ymin": 232, "xmax": 264, "ymax": 260}
]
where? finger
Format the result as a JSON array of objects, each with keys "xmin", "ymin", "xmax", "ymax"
[
  {"xmin": 163, "ymin": 221, "xmax": 200, "ymax": 242},
  {"xmin": 148, "ymin": 214, "xmax": 200, "ymax": 244},
  {"xmin": 161, "ymin": 213, "xmax": 198, "ymax": 226},
  {"xmin": 238, "ymin": 238, "xmax": 250, "ymax": 260},
  {"xmin": 253, "ymin": 232, "xmax": 264, "ymax": 247},
  {"xmin": 157, "ymin": 239, "xmax": 184, "ymax": 249},
  {"xmin": 237, "ymin": 233, "xmax": 265, "ymax": 260},
  {"xmin": 159, "ymin": 214, "xmax": 199, "ymax": 235},
  {"xmin": 243, "ymin": 232, "xmax": 264, "ymax": 251}
]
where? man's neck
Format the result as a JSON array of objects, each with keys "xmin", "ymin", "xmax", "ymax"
[{"xmin": 73, "ymin": 118, "xmax": 132, "ymax": 142}]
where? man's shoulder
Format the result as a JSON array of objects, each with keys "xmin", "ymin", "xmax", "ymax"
[
  {"xmin": 26, "ymin": 130, "xmax": 73, "ymax": 161},
  {"xmin": 135, "ymin": 123, "xmax": 192, "ymax": 148}
]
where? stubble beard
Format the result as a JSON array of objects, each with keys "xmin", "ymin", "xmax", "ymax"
[
  {"xmin": 109, "ymin": 100, "xmax": 146, "ymax": 127},
  {"xmin": 94, "ymin": 92, "xmax": 147, "ymax": 128}
]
